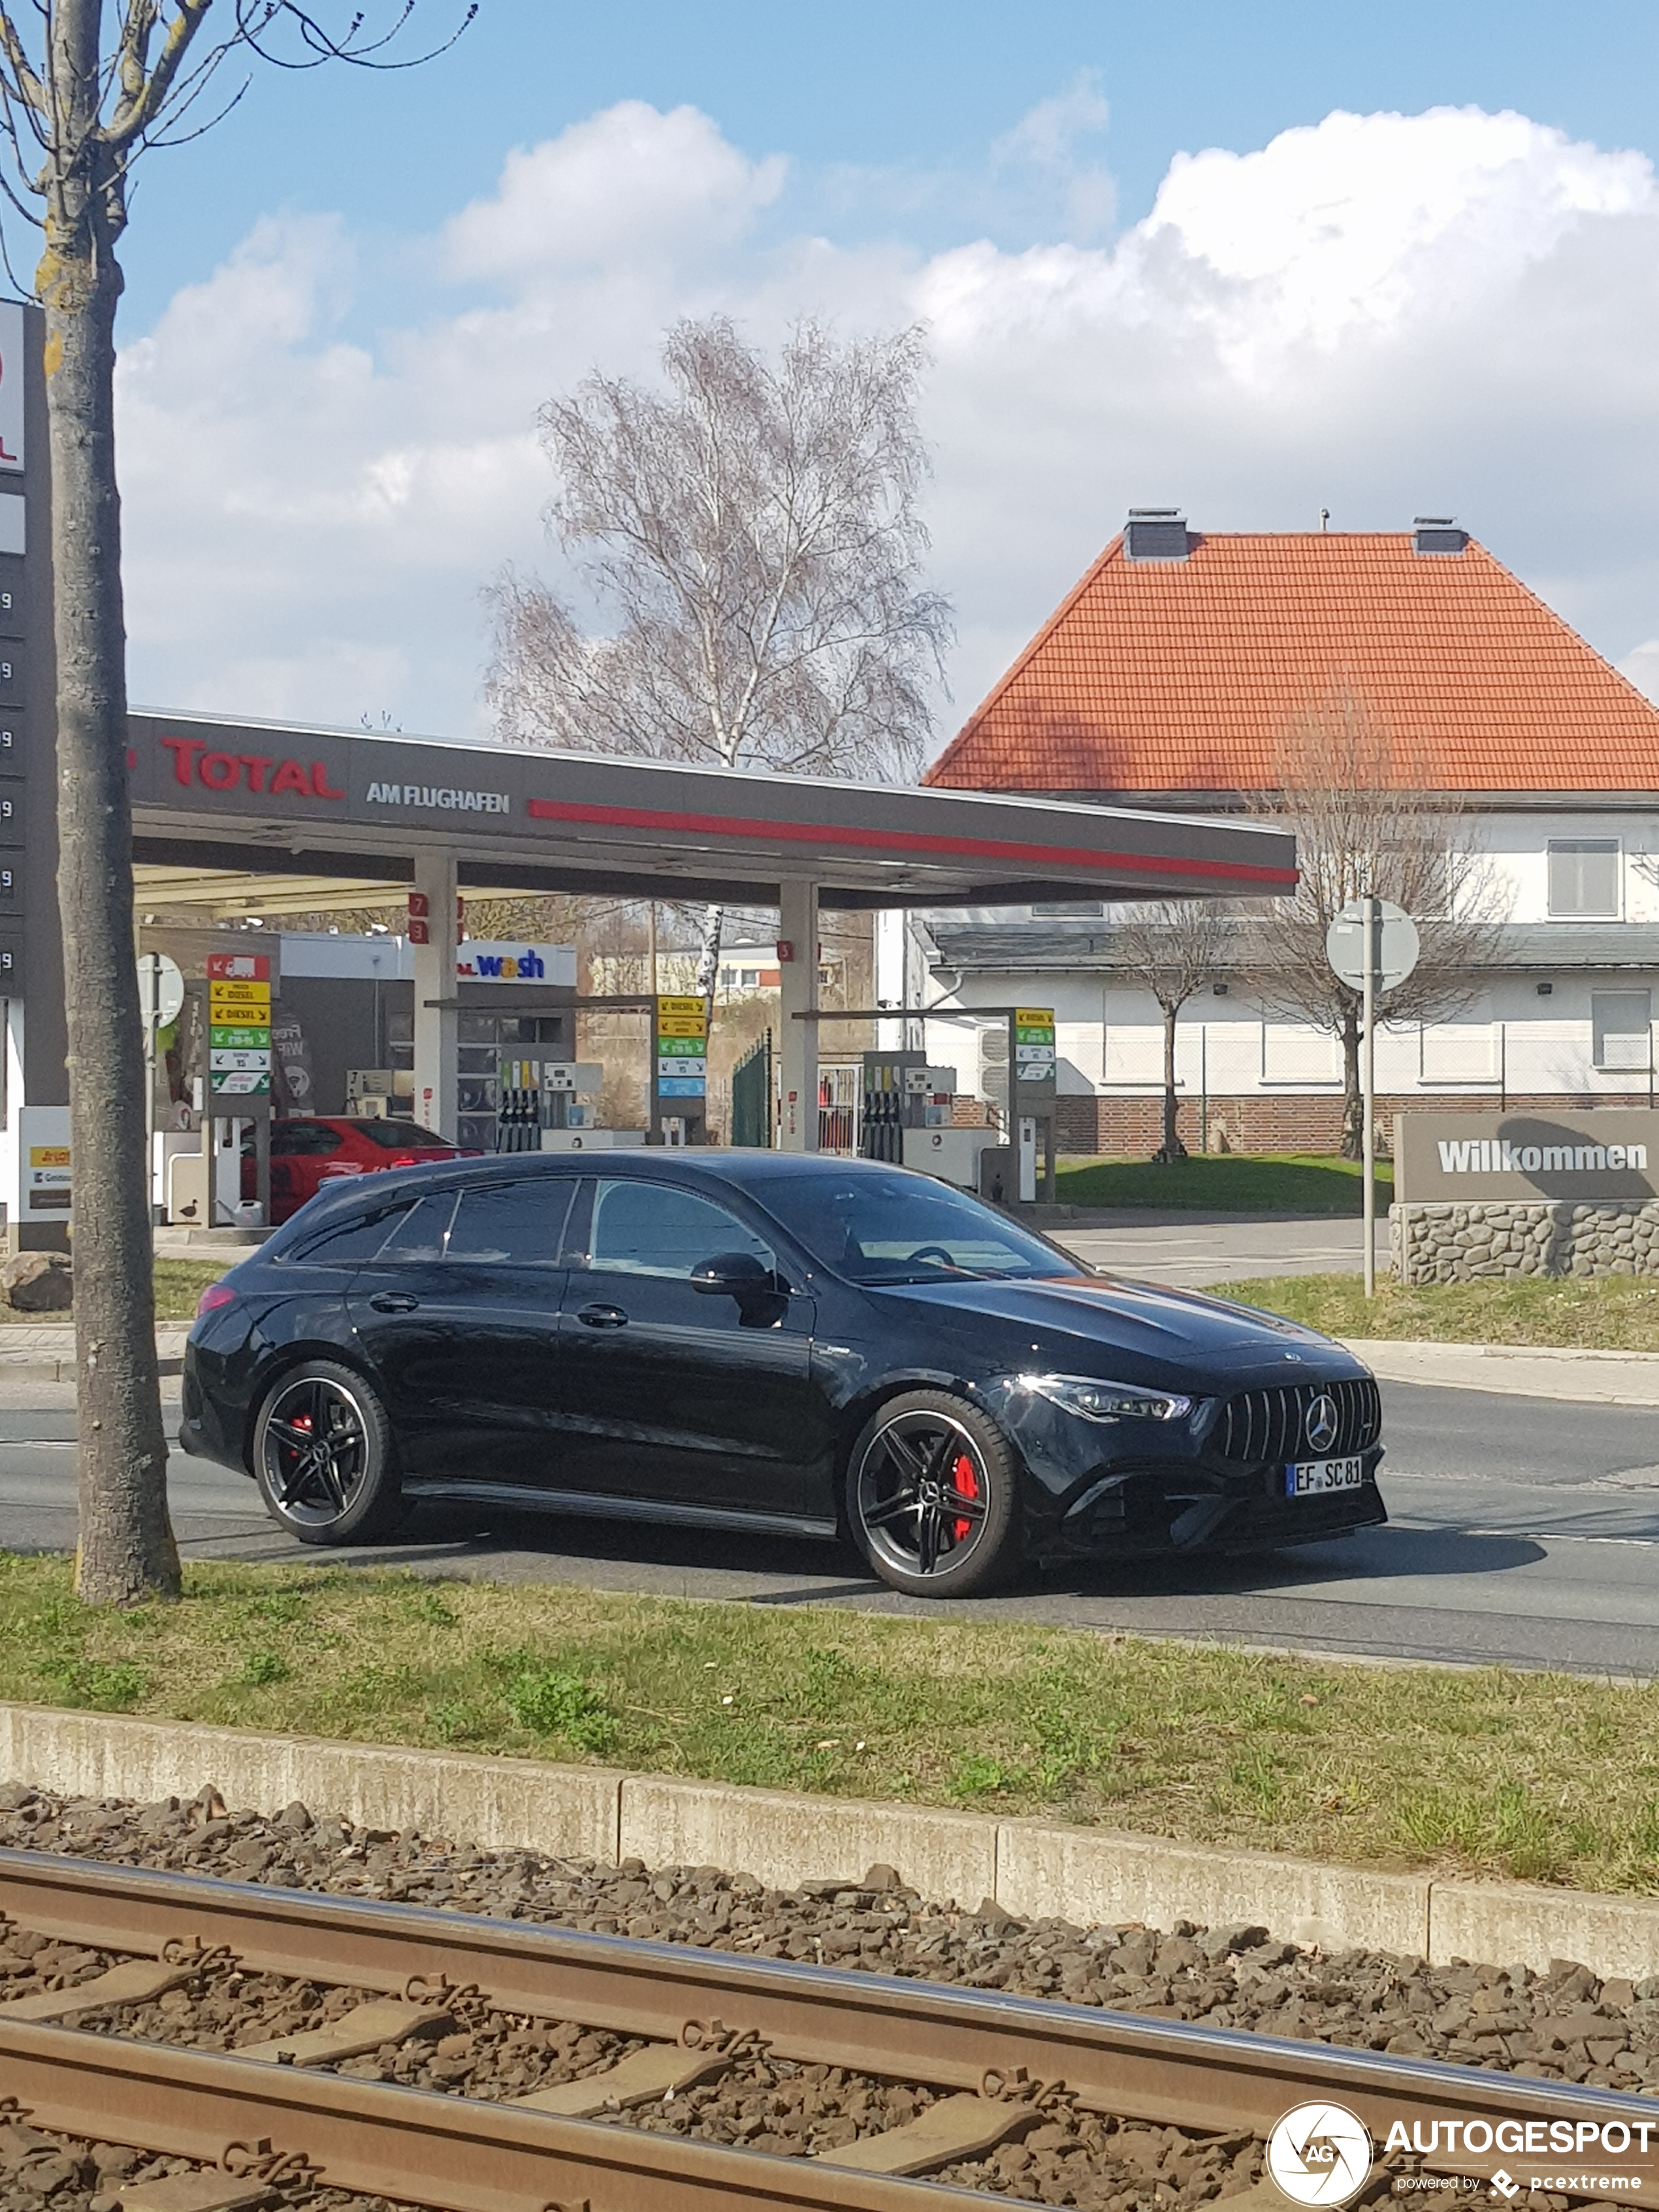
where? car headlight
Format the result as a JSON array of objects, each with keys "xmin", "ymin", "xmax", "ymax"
[{"xmin": 1016, "ymin": 1372, "xmax": 1194, "ymax": 1423}]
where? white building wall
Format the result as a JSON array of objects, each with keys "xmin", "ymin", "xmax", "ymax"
[{"xmin": 930, "ymin": 970, "xmax": 1659, "ymax": 1107}]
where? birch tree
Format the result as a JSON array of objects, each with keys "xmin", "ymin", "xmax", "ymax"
[
  {"xmin": 1247, "ymin": 690, "xmax": 1508, "ymax": 1160},
  {"xmin": 0, "ymin": 0, "xmax": 470, "ymax": 1605},
  {"xmin": 1111, "ymin": 899, "xmax": 1233, "ymax": 1162},
  {"xmin": 487, "ymin": 315, "xmax": 952, "ymax": 991}
]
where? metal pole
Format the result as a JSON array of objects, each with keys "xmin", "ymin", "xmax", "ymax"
[
  {"xmin": 1362, "ymin": 895, "xmax": 1377, "ymax": 1298},
  {"xmin": 140, "ymin": 957, "xmax": 159, "ymax": 1228}
]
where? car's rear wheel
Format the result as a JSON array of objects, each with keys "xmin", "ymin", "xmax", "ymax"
[
  {"xmin": 253, "ymin": 1360, "xmax": 402, "ymax": 1544},
  {"xmin": 847, "ymin": 1390, "xmax": 1020, "ymax": 1597}
]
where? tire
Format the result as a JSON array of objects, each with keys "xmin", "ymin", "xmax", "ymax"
[
  {"xmin": 846, "ymin": 1390, "xmax": 1022, "ymax": 1598},
  {"xmin": 252, "ymin": 1360, "xmax": 404, "ymax": 1545}
]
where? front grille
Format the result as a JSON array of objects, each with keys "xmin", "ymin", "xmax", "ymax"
[{"xmin": 1216, "ymin": 1377, "xmax": 1381, "ymax": 1464}]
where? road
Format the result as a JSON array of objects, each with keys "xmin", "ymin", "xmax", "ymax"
[
  {"xmin": 1055, "ymin": 1213, "xmax": 1388, "ymax": 1287},
  {"xmin": 2, "ymin": 1380, "xmax": 1657, "ymax": 1675}
]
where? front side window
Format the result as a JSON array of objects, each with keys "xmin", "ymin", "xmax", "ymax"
[
  {"xmin": 757, "ymin": 1164, "xmax": 1071, "ymax": 1284},
  {"xmin": 1549, "ymin": 839, "xmax": 1620, "ymax": 920},
  {"xmin": 588, "ymin": 1180, "xmax": 774, "ymax": 1280}
]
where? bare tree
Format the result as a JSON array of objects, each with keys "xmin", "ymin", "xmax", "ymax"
[
  {"xmin": 1112, "ymin": 899, "xmax": 1233, "ymax": 1162},
  {"xmin": 0, "ymin": 0, "xmax": 470, "ymax": 1605},
  {"xmin": 1247, "ymin": 690, "xmax": 1509, "ymax": 1159},
  {"xmin": 487, "ymin": 315, "xmax": 952, "ymax": 991}
]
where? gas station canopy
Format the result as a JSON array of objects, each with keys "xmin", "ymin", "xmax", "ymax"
[{"xmin": 128, "ymin": 712, "xmax": 1297, "ymax": 910}]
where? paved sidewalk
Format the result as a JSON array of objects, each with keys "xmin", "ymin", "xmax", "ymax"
[
  {"xmin": 0, "ymin": 1322, "xmax": 187, "ymax": 1387},
  {"xmin": 1339, "ymin": 1336, "xmax": 1659, "ymax": 1405},
  {"xmin": 1, "ymin": 1319, "xmax": 1655, "ymax": 1407}
]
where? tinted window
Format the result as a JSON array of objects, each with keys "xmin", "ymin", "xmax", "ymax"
[
  {"xmin": 353, "ymin": 1119, "xmax": 455, "ymax": 1151},
  {"xmin": 588, "ymin": 1179, "xmax": 773, "ymax": 1281},
  {"xmin": 757, "ymin": 1165, "xmax": 1069, "ymax": 1283},
  {"xmin": 272, "ymin": 1122, "xmax": 342, "ymax": 1157},
  {"xmin": 376, "ymin": 1190, "xmax": 458, "ymax": 1261},
  {"xmin": 446, "ymin": 1178, "xmax": 575, "ymax": 1266},
  {"xmin": 285, "ymin": 1196, "xmax": 416, "ymax": 1266}
]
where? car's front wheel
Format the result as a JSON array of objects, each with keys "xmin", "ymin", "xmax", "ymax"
[
  {"xmin": 253, "ymin": 1360, "xmax": 402, "ymax": 1545},
  {"xmin": 847, "ymin": 1390, "xmax": 1021, "ymax": 1597}
]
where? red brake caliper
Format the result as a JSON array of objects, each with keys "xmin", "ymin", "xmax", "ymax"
[{"xmin": 951, "ymin": 1453, "xmax": 978, "ymax": 1542}]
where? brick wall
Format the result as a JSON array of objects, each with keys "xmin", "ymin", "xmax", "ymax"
[{"xmin": 1055, "ymin": 1093, "xmax": 1658, "ymax": 1158}]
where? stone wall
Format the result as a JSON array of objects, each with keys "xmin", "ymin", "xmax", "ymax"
[{"xmin": 1393, "ymin": 1200, "xmax": 1659, "ymax": 1284}]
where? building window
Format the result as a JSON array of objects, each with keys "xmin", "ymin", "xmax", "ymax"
[
  {"xmin": 1592, "ymin": 990, "xmax": 1651, "ymax": 1071},
  {"xmin": 1548, "ymin": 839, "xmax": 1620, "ymax": 920}
]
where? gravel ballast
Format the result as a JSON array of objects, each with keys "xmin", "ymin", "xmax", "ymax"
[{"xmin": 1, "ymin": 1781, "xmax": 1655, "ymax": 2209}]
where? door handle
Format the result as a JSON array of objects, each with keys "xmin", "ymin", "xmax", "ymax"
[
  {"xmin": 577, "ymin": 1302, "xmax": 628, "ymax": 1330},
  {"xmin": 368, "ymin": 1292, "xmax": 420, "ymax": 1313}
]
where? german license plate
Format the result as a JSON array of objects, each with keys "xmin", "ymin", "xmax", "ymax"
[{"xmin": 1286, "ymin": 1456, "xmax": 1364, "ymax": 1496}]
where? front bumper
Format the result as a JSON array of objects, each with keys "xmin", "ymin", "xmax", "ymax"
[
  {"xmin": 1046, "ymin": 1452, "xmax": 1387, "ymax": 1559},
  {"xmin": 984, "ymin": 1368, "xmax": 1387, "ymax": 1560}
]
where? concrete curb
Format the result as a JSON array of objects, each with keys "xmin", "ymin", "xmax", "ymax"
[{"xmin": 8, "ymin": 1700, "xmax": 1659, "ymax": 1979}]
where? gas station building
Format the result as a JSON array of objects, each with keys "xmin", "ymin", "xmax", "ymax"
[{"xmin": 0, "ymin": 300, "xmax": 1298, "ymax": 1234}]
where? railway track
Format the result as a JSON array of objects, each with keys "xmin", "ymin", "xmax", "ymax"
[{"xmin": 0, "ymin": 1845, "xmax": 1654, "ymax": 2212}]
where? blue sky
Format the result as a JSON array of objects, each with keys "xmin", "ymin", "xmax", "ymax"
[
  {"xmin": 87, "ymin": 1, "xmax": 1659, "ymax": 742},
  {"xmin": 117, "ymin": 0, "xmax": 1659, "ymax": 319}
]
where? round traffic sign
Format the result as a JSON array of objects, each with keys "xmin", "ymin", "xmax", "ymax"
[
  {"xmin": 137, "ymin": 951, "xmax": 185, "ymax": 1029},
  {"xmin": 1325, "ymin": 899, "xmax": 1419, "ymax": 995}
]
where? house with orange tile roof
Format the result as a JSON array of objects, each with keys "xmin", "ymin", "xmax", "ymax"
[{"xmin": 906, "ymin": 511, "xmax": 1659, "ymax": 1155}]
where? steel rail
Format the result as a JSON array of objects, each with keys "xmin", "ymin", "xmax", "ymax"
[
  {"xmin": 0, "ymin": 2015, "xmax": 988, "ymax": 2212},
  {"xmin": 5, "ymin": 1848, "xmax": 1659, "ymax": 2196}
]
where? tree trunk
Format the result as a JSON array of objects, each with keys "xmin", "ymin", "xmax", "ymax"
[
  {"xmin": 695, "ymin": 902, "xmax": 724, "ymax": 997},
  {"xmin": 1340, "ymin": 1003, "xmax": 1364, "ymax": 1162},
  {"xmin": 39, "ymin": 35, "xmax": 178, "ymax": 1603},
  {"xmin": 1153, "ymin": 1002, "xmax": 1186, "ymax": 1163}
]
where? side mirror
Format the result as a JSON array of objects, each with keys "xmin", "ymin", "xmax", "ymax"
[{"xmin": 690, "ymin": 1251, "xmax": 775, "ymax": 1298}]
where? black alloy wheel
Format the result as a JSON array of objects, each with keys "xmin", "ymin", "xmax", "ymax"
[
  {"xmin": 253, "ymin": 1360, "xmax": 401, "ymax": 1544},
  {"xmin": 848, "ymin": 1389, "xmax": 1020, "ymax": 1597}
]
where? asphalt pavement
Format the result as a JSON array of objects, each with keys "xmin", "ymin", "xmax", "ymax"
[
  {"xmin": 3, "ymin": 1379, "xmax": 1658, "ymax": 1676},
  {"xmin": 1055, "ymin": 1212, "xmax": 1388, "ymax": 1287}
]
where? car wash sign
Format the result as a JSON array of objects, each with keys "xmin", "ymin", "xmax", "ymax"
[{"xmin": 1396, "ymin": 1110, "xmax": 1659, "ymax": 1201}]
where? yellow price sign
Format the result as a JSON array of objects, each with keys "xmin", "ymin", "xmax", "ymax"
[
  {"xmin": 656, "ymin": 1018, "xmax": 708, "ymax": 1039},
  {"xmin": 1014, "ymin": 1007, "xmax": 1055, "ymax": 1029},
  {"xmin": 210, "ymin": 980, "xmax": 270, "ymax": 1009},
  {"xmin": 656, "ymin": 995, "xmax": 706, "ymax": 1019}
]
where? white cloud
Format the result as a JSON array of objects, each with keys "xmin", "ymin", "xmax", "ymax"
[{"xmin": 115, "ymin": 97, "xmax": 1659, "ymax": 743}]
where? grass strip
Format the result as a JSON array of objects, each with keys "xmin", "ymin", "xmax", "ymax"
[
  {"xmin": 3, "ymin": 1550, "xmax": 1658, "ymax": 1894},
  {"xmin": 0, "ymin": 1258, "xmax": 226, "ymax": 1326},
  {"xmin": 1056, "ymin": 1153, "xmax": 1392, "ymax": 1214},
  {"xmin": 1218, "ymin": 1270, "xmax": 1659, "ymax": 1351}
]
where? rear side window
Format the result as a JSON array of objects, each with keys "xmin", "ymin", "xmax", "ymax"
[
  {"xmin": 285, "ymin": 1197, "xmax": 417, "ymax": 1266},
  {"xmin": 446, "ymin": 1178, "xmax": 576, "ymax": 1266},
  {"xmin": 376, "ymin": 1191, "xmax": 459, "ymax": 1261},
  {"xmin": 272, "ymin": 1122, "xmax": 342, "ymax": 1157},
  {"xmin": 355, "ymin": 1119, "xmax": 452, "ymax": 1151}
]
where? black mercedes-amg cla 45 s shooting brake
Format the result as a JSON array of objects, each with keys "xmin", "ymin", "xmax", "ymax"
[{"xmin": 182, "ymin": 1151, "xmax": 1385, "ymax": 1597}]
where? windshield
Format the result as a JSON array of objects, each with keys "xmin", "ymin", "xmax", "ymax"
[{"xmin": 756, "ymin": 1164, "xmax": 1074, "ymax": 1284}]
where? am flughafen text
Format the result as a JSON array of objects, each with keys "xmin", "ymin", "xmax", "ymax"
[{"xmin": 1385, "ymin": 2119, "xmax": 1654, "ymax": 2155}]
